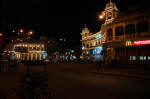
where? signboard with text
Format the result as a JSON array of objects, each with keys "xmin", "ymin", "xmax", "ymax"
[{"xmin": 126, "ymin": 40, "xmax": 150, "ymax": 46}]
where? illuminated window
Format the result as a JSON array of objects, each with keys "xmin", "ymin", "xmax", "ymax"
[
  {"xmin": 148, "ymin": 56, "xmax": 150, "ymax": 60},
  {"xmin": 130, "ymin": 56, "xmax": 136, "ymax": 60},
  {"xmin": 139, "ymin": 56, "xmax": 146, "ymax": 60}
]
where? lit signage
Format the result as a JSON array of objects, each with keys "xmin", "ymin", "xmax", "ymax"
[
  {"xmin": 82, "ymin": 46, "xmax": 85, "ymax": 50},
  {"xmin": 126, "ymin": 41, "xmax": 132, "ymax": 46},
  {"xmin": 96, "ymin": 34, "xmax": 102, "ymax": 39},
  {"xmin": 92, "ymin": 46, "xmax": 103, "ymax": 54},
  {"xmin": 126, "ymin": 40, "xmax": 150, "ymax": 46}
]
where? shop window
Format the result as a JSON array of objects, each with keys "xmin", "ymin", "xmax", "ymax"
[
  {"xmin": 148, "ymin": 56, "xmax": 150, "ymax": 60},
  {"xmin": 125, "ymin": 24, "xmax": 135, "ymax": 34},
  {"xmin": 130, "ymin": 56, "xmax": 136, "ymax": 60},
  {"xmin": 139, "ymin": 56, "xmax": 146, "ymax": 60},
  {"xmin": 115, "ymin": 26, "xmax": 124, "ymax": 36},
  {"xmin": 137, "ymin": 21, "xmax": 149, "ymax": 33}
]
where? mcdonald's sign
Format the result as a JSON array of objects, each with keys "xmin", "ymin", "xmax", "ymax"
[
  {"xmin": 126, "ymin": 41, "xmax": 132, "ymax": 46},
  {"xmin": 126, "ymin": 40, "xmax": 150, "ymax": 46}
]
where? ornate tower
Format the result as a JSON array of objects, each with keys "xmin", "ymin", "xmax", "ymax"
[
  {"xmin": 81, "ymin": 24, "xmax": 90, "ymax": 39},
  {"xmin": 104, "ymin": 0, "xmax": 119, "ymax": 24}
]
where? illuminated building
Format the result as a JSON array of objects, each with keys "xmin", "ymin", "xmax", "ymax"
[
  {"xmin": 9, "ymin": 43, "xmax": 47, "ymax": 60},
  {"xmin": 81, "ymin": 1, "xmax": 150, "ymax": 66},
  {"xmin": 80, "ymin": 24, "xmax": 106, "ymax": 61},
  {"xmin": 81, "ymin": 0, "xmax": 118, "ymax": 62}
]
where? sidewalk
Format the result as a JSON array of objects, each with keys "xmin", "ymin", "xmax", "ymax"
[
  {"xmin": 90, "ymin": 68, "xmax": 150, "ymax": 79},
  {"xmin": 0, "ymin": 73, "xmax": 20, "ymax": 99}
]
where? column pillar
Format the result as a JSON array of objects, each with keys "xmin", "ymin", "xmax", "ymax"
[
  {"xmin": 123, "ymin": 24, "xmax": 126, "ymax": 40},
  {"xmin": 112, "ymin": 26, "xmax": 116, "ymax": 40},
  {"xmin": 134, "ymin": 22, "xmax": 138, "ymax": 39},
  {"xmin": 40, "ymin": 53, "xmax": 41, "ymax": 60},
  {"xmin": 27, "ymin": 53, "xmax": 29, "ymax": 60},
  {"xmin": 31, "ymin": 53, "xmax": 33, "ymax": 60},
  {"xmin": 35, "ymin": 53, "xmax": 37, "ymax": 60}
]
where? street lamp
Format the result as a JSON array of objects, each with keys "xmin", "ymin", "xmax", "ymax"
[
  {"xmin": 12, "ymin": 30, "xmax": 15, "ymax": 33},
  {"xmin": 0, "ymin": 33, "xmax": 3, "ymax": 36},
  {"xmin": 20, "ymin": 29, "xmax": 24, "ymax": 33},
  {"xmin": 28, "ymin": 31, "xmax": 33, "ymax": 35},
  {"xmin": 99, "ymin": 11, "xmax": 105, "ymax": 20},
  {"xmin": 99, "ymin": 15, "xmax": 104, "ymax": 19}
]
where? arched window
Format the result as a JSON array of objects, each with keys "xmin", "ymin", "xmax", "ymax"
[
  {"xmin": 115, "ymin": 26, "xmax": 124, "ymax": 36},
  {"xmin": 96, "ymin": 42, "xmax": 98, "ymax": 46},
  {"xmin": 86, "ymin": 44, "xmax": 89, "ymax": 48},
  {"xmin": 125, "ymin": 24, "xmax": 135, "ymax": 34},
  {"xmin": 137, "ymin": 21, "xmax": 149, "ymax": 33},
  {"xmin": 82, "ymin": 43, "xmax": 85, "ymax": 46},
  {"xmin": 107, "ymin": 28, "xmax": 113, "ymax": 37},
  {"xmin": 90, "ymin": 43, "xmax": 92, "ymax": 47},
  {"xmin": 85, "ymin": 33, "xmax": 87, "ymax": 37}
]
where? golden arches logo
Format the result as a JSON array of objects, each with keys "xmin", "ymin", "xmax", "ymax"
[{"xmin": 126, "ymin": 41, "xmax": 132, "ymax": 46}]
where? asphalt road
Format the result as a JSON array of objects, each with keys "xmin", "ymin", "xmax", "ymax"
[
  {"xmin": 46, "ymin": 64, "xmax": 150, "ymax": 99},
  {"xmin": 1, "ymin": 64, "xmax": 150, "ymax": 99}
]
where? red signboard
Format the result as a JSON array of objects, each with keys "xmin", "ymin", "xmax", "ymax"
[{"xmin": 126, "ymin": 40, "xmax": 150, "ymax": 46}]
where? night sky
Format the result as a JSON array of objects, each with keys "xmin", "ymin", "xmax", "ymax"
[{"xmin": 0, "ymin": 0, "xmax": 148, "ymax": 47}]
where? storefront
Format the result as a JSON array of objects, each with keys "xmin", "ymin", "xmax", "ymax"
[{"xmin": 115, "ymin": 40, "xmax": 150, "ymax": 66}]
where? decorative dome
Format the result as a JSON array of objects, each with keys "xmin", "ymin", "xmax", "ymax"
[
  {"xmin": 105, "ymin": 1, "xmax": 118, "ymax": 10},
  {"xmin": 83, "ymin": 28, "xmax": 89, "ymax": 31},
  {"xmin": 82, "ymin": 24, "xmax": 90, "ymax": 33}
]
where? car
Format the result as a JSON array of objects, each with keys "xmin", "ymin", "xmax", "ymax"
[{"xmin": 43, "ymin": 59, "xmax": 49, "ymax": 64}]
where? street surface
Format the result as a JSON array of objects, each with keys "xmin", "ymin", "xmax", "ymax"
[{"xmin": 0, "ymin": 63, "xmax": 150, "ymax": 99}]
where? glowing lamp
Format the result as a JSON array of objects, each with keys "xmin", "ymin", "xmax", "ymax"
[
  {"xmin": 0, "ymin": 33, "xmax": 3, "ymax": 36},
  {"xmin": 99, "ymin": 15, "xmax": 104, "ymax": 19}
]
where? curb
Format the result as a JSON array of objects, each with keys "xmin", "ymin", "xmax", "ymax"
[{"xmin": 91, "ymin": 71, "xmax": 150, "ymax": 80}]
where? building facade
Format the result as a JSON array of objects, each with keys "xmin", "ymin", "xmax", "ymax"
[
  {"xmin": 9, "ymin": 43, "xmax": 47, "ymax": 60},
  {"xmin": 81, "ymin": 1, "xmax": 150, "ymax": 66}
]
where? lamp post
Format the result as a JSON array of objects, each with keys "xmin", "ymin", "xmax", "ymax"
[{"xmin": 28, "ymin": 31, "xmax": 33, "ymax": 35}]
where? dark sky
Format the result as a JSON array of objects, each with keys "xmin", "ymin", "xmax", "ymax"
[{"xmin": 0, "ymin": 0, "xmax": 147, "ymax": 47}]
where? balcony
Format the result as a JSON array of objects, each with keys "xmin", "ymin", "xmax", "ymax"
[{"xmin": 125, "ymin": 34, "xmax": 136, "ymax": 40}]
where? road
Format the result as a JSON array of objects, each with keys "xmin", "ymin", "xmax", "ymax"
[
  {"xmin": 47, "ymin": 64, "xmax": 150, "ymax": 99},
  {"xmin": 0, "ymin": 63, "xmax": 150, "ymax": 99}
]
